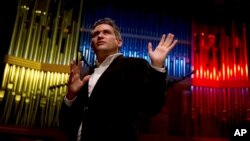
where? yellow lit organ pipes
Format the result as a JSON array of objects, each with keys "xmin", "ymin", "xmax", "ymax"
[{"xmin": 0, "ymin": 0, "xmax": 83, "ymax": 128}]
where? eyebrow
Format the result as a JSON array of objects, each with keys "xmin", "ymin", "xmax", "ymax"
[{"xmin": 91, "ymin": 29, "xmax": 113, "ymax": 37}]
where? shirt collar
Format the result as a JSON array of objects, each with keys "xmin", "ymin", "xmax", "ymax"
[{"xmin": 95, "ymin": 53, "xmax": 123, "ymax": 67}]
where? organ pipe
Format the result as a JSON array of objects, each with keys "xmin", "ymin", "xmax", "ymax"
[{"xmin": 0, "ymin": 0, "xmax": 82, "ymax": 128}]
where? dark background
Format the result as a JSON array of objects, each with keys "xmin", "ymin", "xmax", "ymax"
[{"xmin": 1, "ymin": 0, "xmax": 250, "ymax": 79}]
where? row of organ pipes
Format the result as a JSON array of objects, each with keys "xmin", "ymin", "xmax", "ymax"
[
  {"xmin": 190, "ymin": 22, "xmax": 249, "ymax": 136},
  {"xmin": 0, "ymin": 0, "xmax": 83, "ymax": 127}
]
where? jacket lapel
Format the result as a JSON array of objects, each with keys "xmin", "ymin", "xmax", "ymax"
[{"xmin": 88, "ymin": 55, "xmax": 124, "ymax": 100}]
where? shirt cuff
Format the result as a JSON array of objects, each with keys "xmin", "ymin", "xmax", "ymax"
[
  {"xmin": 151, "ymin": 65, "xmax": 166, "ymax": 73},
  {"xmin": 64, "ymin": 95, "xmax": 77, "ymax": 107}
]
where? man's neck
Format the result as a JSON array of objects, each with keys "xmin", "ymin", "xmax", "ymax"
[
  {"xmin": 96, "ymin": 52, "xmax": 118, "ymax": 64},
  {"xmin": 96, "ymin": 55, "xmax": 108, "ymax": 64},
  {"xmin": 95, "ymin": 53, "xmax": 122, "ymax": 67}
]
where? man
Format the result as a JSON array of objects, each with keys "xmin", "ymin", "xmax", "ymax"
[{"xmin": 59, "ymin": 17, "xmax": 177, "ymax": 141}]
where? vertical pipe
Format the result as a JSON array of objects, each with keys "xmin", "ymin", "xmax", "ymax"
[
  {"xmin": 1, "ymin": 63, "xmax": 10, "ymax": 89},
  {"xmin": 72, "ymin": 0, "xmax": 84, "ymax": 61},
  {"xmin": 33, "ymin": 14, "xmax": 43, "ymax": 61},
  {"xmin": 242, "ymin": 23, "xmax": 249, "ymax": 80},
  {"xmin": 49, "ymin": 0, "xmax": 62, "ymax": 64},
  {"xmin": 8, "ymin": 0, "xmax": 22, "ymax": 55},
  {"xmin": 55, "ymin": 18, "xmax": 65, "ymax": 64},
  {"xmin": 23, "ymin": 0, "xmax": 38, "ymax": 59}
]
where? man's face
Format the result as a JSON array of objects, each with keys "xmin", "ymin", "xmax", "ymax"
[{"xmin": 91, "ymin": 24, "xmax": 122, "ymax": 54}]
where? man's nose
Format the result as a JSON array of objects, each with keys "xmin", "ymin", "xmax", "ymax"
[{"xmin": 97, "ymin": 32, "xmax": 104, "ymax": 37}]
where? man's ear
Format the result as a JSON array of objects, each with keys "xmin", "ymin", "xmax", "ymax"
[{"xmin": 117, "ymin": 39, "xmax": 123, "ymax": 48}]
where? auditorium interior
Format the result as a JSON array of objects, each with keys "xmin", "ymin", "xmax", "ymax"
[{"xmin": 0, "ymin": 0, "xmax": 250, "ymax": 141}]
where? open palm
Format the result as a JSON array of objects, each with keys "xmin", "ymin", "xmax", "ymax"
[
  {"xmin": 67, "ymin": 60, "xmax": 90, "ymax": 99},
  {"xmin": 147, "ymin": 33, "xmax": 178, "ymax": 68}
]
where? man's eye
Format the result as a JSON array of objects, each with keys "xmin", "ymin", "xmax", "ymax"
[{"xmin": 91, "ymin": 32, "xmax": 98, "ymax": 38}]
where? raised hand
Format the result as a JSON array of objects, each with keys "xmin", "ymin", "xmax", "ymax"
[
  {"xmin": 66, "ymin": 60, "xmax": 90, "ymax": 100},
  {"xmin": 147, "ymin": 33, "xmax": 178, "ymax": 68}
]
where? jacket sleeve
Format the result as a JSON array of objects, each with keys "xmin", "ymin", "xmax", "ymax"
[
  {"xmin": 129, "ymin": 58, "xmax": 167, "ymax": 116},
  {"xmin": 59, "ymin": 85, "xmax": 88, "ymax": 140},
  {"xmin": 143, "ymin": 63, "xmax": 167, "ymax": 116}
]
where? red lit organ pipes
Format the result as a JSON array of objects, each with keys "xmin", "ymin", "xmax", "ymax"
[
  {"xmin": 192, "ymin": 24, "xmax": 248, "ymax": 85},
  {"xmin": 191, "ymin": 21, "xmax": 249, "ymax": 136},
  {"xmin": 0, "ymin": 0, "xmax": 83, "ymax": 128}
]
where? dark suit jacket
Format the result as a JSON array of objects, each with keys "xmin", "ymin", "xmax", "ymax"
[{"xmin": 59, "ymin": 55, "xmax": 167, "ymax": 141}]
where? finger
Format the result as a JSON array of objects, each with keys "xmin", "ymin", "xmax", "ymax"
[
  {"xmin": 78, "ymin": 61, "xmax": 83, "ymax": 68},
  {"xmin": 69, "ymin": 63, "xmax": 81, "ymax": 83},
  {"xmin": 71, "ymin": 60, "xmax": 79, "ymax": 73},
  {"xmin": 74, "ymin": 66, "xmax": 81, "ymax": 76},
  {"xmin": 167, "ymin": 39, "xmax": 178, "ymax": 51},
  {"xmin": 163, "ymin": 33, "xmax": 174, "ymax": 47},
  {"xmin": 82, "ymin": 75, "xmax": 91, "ymax": 85},
  {"xmin": 147, "ymin": 42, "xmax": 153, "ymax": 54},
  {"xmin": 72, "ymin": 60, "xmax": 76, "ymax": 65},
  {"xmin": 68, "ymin": 71, "xmax": 74, "ymax": 85},
  {"xmin": 69, "ymin": 60, "xmax": 76, "ymax": 79},
  {"xmin": 77, "ymin": 61, "xmax": 83, "ymax": 74},
  {"xmin": 71, "ymin": 73, "xmax": 81, "ymax": 84},
  {"xmin": 71, "ymin": 60, "xmax": 81, "ymax": 74},
  {"xmin": 70, "ymin": 60, "xmax": 75, "ymax": 71},
  {"xmin": 158, "ymin": 34, "xmax": 166, "ymax": 46}
]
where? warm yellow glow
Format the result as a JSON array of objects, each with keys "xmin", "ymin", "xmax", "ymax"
[
  {"xmin": 15, "ymin": 95, "xmax": 21, "ymax": 101},
  {"xmin": 4, "ymin": 55, "xmax": 70, "ymax": 73},
  {"xmin": 7, "ymin": 83, "xmax": 13, "ymax": 90},
  {"xmin": 200, "ymin": 66, "xmax": 203, "ymax": 79},
  {"xmin": 25, "ymin": 98, "xmax": 30, "ymax": 103},
  {"xmin": 213, "ymin": 67, "xmax": 216, "ymax": 80},
  {"xmin": 238, "ymin": 65, "xmax": 240, "ymax": 71},
  {"xmin": 0, "ymin": 90, "xmax": 5, "ymax": 98},
  {"xmin": 206, "ymin": 70, "xmax": 209, "ymax": 79},
  {"xmin": 246, "ymin": 64, "xmax": 249, "ymax": 79},
  {"xmin": 216, "ymin": 76, "xmax": 219, "ymax": 81},
  {"xmin": 35, "ymin": 10, "xmax": 42, "ymax": 14}
]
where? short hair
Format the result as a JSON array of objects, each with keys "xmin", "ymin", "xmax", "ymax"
[{"xmin": 91, "ymin": 17, "xmax": 122, "ymax": 40}]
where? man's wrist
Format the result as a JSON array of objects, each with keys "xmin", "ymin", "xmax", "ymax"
[
  {"xmin": 151, "ymin": 65, "xmax": 166, "ymax": 73},
  {"xmin": 66, "ymin": 90, "xmax": 77, "ymax": 100}
]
